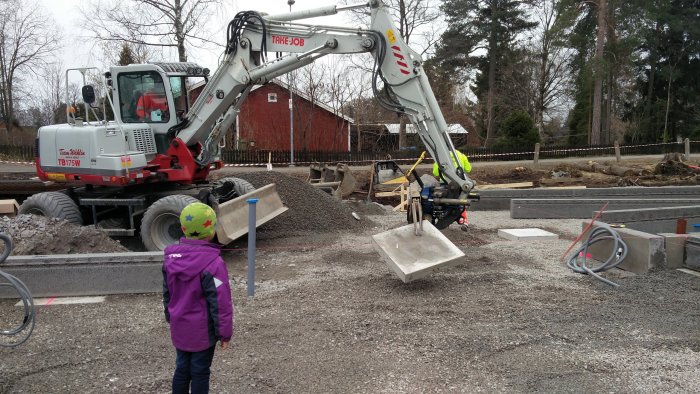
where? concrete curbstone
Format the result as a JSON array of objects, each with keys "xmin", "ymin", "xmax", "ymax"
[
  {"xmin": 474, "ymin": 185, "xmax": 700, "ymax": 211},
  {"xmin": 658, "ymin": 233, "xmax": 688, "ymax": 269},
  {"xmin": 511, "ymin": 198, "xmax": 700, "ymax": 219},
  {"xmin": 0, "ymin": 252, "xmax": 163, "ymax": 298},
  {"xmin": 581, "ymin": 221, "xmax": 666, "ymax": 274},
  {"xmin": 594, "ymin": 206, "xmax": 700, "ymax": 234}
]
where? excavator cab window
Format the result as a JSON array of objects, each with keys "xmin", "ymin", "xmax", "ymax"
[
  {"xmin": 169, "ymin": 76, "xmax": 187, "ymax": 121},
  {"xmin": 169, "ymin": 76, "xmax": 206, "ymax": 121},
  {"xmin": 117, "ymin": 71, "xmax": 170, "ymax": 123}
]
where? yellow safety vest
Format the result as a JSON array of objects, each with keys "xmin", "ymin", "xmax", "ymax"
[{"xmin": 432, "ymin": 151, "xmax": 471, "ymax": 177}]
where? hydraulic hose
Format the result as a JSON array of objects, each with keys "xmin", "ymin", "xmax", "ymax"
[
  {"xmin": 566, "ymin": 223, "xmax": 628, "ymax": 287},
  {"xmin": 0, "ymin": 233, "xmax": 35, "ymax": 347}
]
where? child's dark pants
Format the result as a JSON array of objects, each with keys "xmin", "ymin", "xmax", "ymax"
[{"xmin": 172, "ymin": 345, "xmax": 216, "ymax": 394}]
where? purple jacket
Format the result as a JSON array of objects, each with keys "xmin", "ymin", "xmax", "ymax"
[{"xmin": 162, "ymin": 238, "xmax": 233, "ymax": 352}]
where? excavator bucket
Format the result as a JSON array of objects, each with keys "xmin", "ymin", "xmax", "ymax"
[
  {"xmin": 372, "ymin": 220, "xmax": 465, "ymax": 283},
  {"xmin": 307, "ymin": 163, "xmax": 357, "ymax": 199},
  {"xmin": 308, "ymin": 163, "xmax": 327, "ymax": 183},
  {"xmin": 214, "ymin": 183, "xmax": 288, "ymax": 244}
]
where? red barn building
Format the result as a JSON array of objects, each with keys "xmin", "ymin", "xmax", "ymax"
[{"xmin": 190, "ymin": 80, "xmax": 352, "ymax": 152}]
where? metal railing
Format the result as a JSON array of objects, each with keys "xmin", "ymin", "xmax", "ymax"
[
  {"xmin": 0, "ymin": 145, "xmax": 34, "ymax": 162},
  {"xmin": 0, "ymin": 141, "xmax": 691, "ymax": 166}
]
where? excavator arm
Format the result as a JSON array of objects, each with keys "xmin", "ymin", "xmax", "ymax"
[{"xmin": 174, "ymin": 0, "xmax": 474, "ymax": 196}]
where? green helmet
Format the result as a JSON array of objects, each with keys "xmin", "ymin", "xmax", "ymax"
[{"xmin": 180, "ymin": 202, "xmax": 217, "ymax": 240}]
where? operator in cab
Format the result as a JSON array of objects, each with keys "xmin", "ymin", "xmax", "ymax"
[{"xmin": 136, "ymin": 86, "xmax": 170, "ymax": 122}]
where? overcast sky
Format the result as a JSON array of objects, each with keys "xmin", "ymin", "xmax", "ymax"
[{"xmin": 39, "ymin": 0, "xmax": 351, "ymax": 78}]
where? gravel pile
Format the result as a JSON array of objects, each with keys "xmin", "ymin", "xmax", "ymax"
[
  {"xmin": 0, "ymin": 214, "xmax": 128, "ymax": 255},
  {"xmin": 237, "ymin": 172, "xmax": 373, "ymax": 236}
]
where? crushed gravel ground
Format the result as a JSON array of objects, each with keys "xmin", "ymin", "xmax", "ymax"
[
  {"xmin": 236, "ymin": 172, "xmax": 376, "ymax": 238},
  {"xmin": 0, "ymin": 211, "xmax": 699, "ymax": 393},
  {"xmin": 0, "ymin": 215, "xmax": 128, "ymax": 255}
]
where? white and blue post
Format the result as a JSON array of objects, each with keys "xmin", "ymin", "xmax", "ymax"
[{"xmin": 247, "ymin": 198, "xmax": 258, "ymax": 297}]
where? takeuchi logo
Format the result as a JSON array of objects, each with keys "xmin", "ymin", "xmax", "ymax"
[{"xmin": 59, "ymin": 148, "xmax": 86, "ymax": 156}]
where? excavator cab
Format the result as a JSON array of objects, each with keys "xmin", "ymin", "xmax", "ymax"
[{"xmin": 111, "ymin": 63, "xmax": 209, "ymax": 154}]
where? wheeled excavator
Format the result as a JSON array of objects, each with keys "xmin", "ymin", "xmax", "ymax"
[{"xmin": 20, "ymin": 0, "xmax": 477, "ymax": 251}]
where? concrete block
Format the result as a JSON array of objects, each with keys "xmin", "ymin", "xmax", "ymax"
[
  {"xmin": 0, "ymin": 252, "xmax": 163, "ymax": 298},
  {"xmin": 684, "ymin": 235, "xmax": 700, "ymax": 271},
  {"xmin": 0, "ymin": 199, "xmax": 19, "ymax": 217},
  {"xmin": 658, "ymin": 233, "xmax": 688, "ymax": 269},
  {"xmin": 372, "ymin": 221, "xmax": 465, "ymax": 283},
  {"xmin": 581, "ymin": 222, "xmax": 666, "ymax": 274},
  {"xmin": 511, "ymin": 199, "xmax": 700, "ymax": 219},
  {"xmin": 498, "ymin": 228, "xmax": 558, "ymax": 241},
  {"xmin": 16, "ymin": 296, "xmax": 106, "ymax": 306},
  {"xmin": 474, "ymin": 185, "xmax": 700, "ymax": 211},
  {"xmin": 594, "ymin": 206, "xmax": 700, "ymax": 234}
]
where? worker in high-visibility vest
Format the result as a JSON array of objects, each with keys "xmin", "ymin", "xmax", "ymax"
[
  {"xmin": 432, "ymin": 150, "xmax": 472, "ymax": 178},
  {"xmin": 432, "ymin": 150, "xmax": 472, "ymax": 232}
]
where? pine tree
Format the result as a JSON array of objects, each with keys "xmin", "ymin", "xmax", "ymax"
[
  {"xmin": 435, "ymin": 0, "xmax": 536, "ymax": 147},
  {"xmin": 118, "ymin": 43, "xmax": 136, "ymax": 66},
  {"xmin": 631, "ymin": 0, "xmax": 700, "ymax": 142}
]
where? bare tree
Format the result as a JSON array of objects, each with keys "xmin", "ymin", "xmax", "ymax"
[
  {"xmin": 343, "ymin": 0, "xmax": 443, "ymax": 148},
  {"xmin": 0, "ymin": 0, "xmax": 61, "ymax": 132},
  {"xmin": 294, "ymin": 62, "xmax": 328, "ymax": 150},
  {"xmin": 82, "ymin": 0, "xmax": 222, "ymax": 62},
  {"xmin": 528, "ymin": 0, "xmax": 574, "ymax": 139},
  {"xmin": 320, "ymin": 61, "xmax": 363, "ymax": 150},
  {"xmin": 28, "ymin": 61, "xmax": 66, "ymax": 127}
]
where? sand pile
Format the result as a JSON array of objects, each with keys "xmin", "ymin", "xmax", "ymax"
[
  {"xmin": 237, "ymin": 172, "xmax": 376, "ymax": 236},
  {"xmin": 0, "ymin": 215, "xmax": 128, "ymax": 255}
]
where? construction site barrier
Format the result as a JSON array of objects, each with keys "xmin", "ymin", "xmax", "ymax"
[{"xmin": 1, "ymin": 140, "xmax": 694, "ymax": 167}]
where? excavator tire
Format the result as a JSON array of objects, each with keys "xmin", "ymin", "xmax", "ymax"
[
  {"xmin": 18, "ymin": 191, "xmax": 83, "ymax": 225},
  {"xmin": 141, "ymin": 195, "xmax": 198, "ymax": 251},
  {"xmin": 215, "ymin": 177, "xmax": 255, "ymax": 201}
]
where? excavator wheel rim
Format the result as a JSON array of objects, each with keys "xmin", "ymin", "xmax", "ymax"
[{"xmin": 141, "ymin": 195, "xmax": 198, "ymax": 251}]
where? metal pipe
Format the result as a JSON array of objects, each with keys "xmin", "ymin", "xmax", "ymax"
[
  {"xmin": 267, "ymin": 3, "xmax": 368, "ymax": 21},
  {"xmin": 428, "ymin": 197, "xmax": 471, "ymax": 206},
  {"xmin": 247, "ymin": 198, "xmax": 258, "ymax": 297},
  {"xmin": 248, "ymin": 46, "xmax": 325, "ymax": 82}
]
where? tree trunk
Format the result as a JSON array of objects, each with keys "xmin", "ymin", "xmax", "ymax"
[
  {"xmin": 485, "ymin": 1, "xmax": 498, "ymax": 147},
  {"xmin": 174, "ymin": 0, "xmax": 186, "ymax": 62},
  {"xmin": 605, "ymin": 73, "xmax": 612, "ymax": 144},
  {"xmin": 0, "ymin": 44, "xmax": 9, "ymax": 133},
  {"xmin": 573, "ymin": 162, "xmax": 644, "ymax": 177},
  {"xmin": 663, "ymin": 69, "xmax": 673, "ymax": 142},
  {"xmin": 357, "ymin": 123, "xmax": 362, "ymax": 152},
  {"xmin": 6, "ymin": 77, "xmax": 13, "ymax": 133},
  {"xmin": 536, "ymin": 51, "xmax": 547, "ymax": 140},
  {"xmin": 398, "ymin": 116, "xmax": 407, "ymax": 149},
  {"xmin": 643, "ymin": 22, "xmax": 659, "ymax": 141},
  {"xmin": 591, "ymin": 0, "xmax": 607, "ymax": 145}
]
